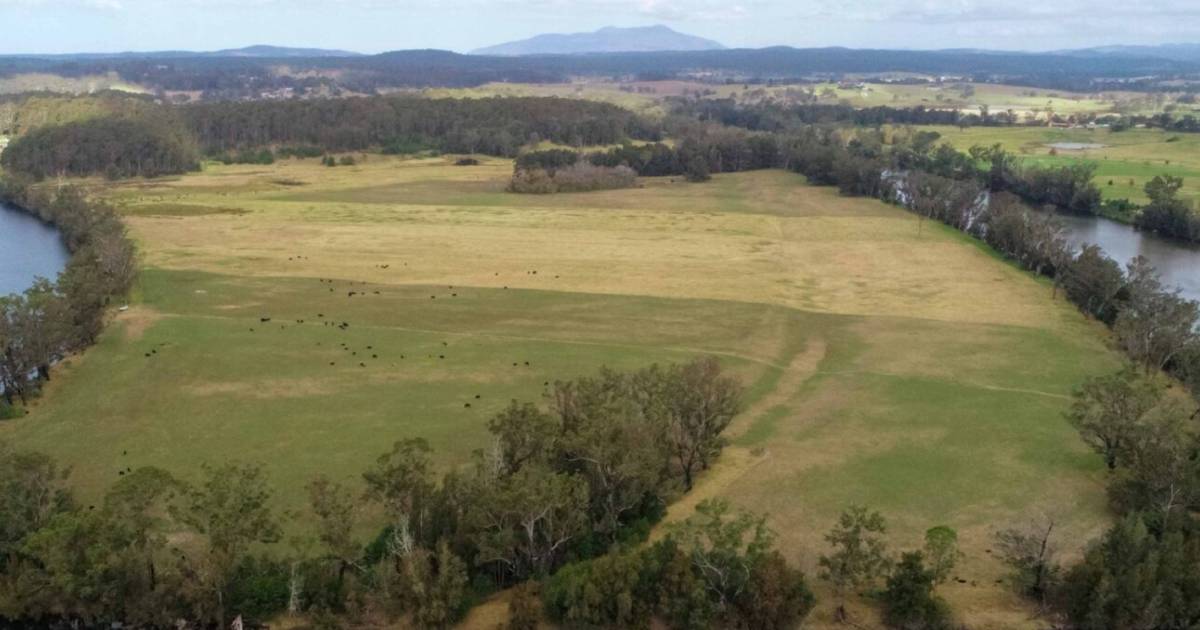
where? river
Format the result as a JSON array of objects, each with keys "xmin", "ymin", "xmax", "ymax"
[
  {"xmin": 1054, "ymin": 212, "xmax": 1200, "ymax": 304},
  {"xmin": 0, "ymin": 201, "xmax": 70, "ymax": 297}
]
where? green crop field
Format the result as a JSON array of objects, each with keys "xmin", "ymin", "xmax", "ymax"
[{"xmin": 3, "ymin": 156, "xmax": 1124, "ymax": 628}]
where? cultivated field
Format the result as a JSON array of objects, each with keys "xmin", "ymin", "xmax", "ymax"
[{"xmin": 4, "ymin": 156, "xmax": 1122, "ymax": 627}]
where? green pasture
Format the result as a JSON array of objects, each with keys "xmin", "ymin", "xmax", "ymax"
[{"xmin": 3, "ymin": 157, "xmax": 1127, "ymax": 627}]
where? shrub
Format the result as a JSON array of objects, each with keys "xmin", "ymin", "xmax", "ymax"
[
  {"xmin": 508, "ymin": 163, "xmax": 637, "ymax": 195},
  {"xmin": 553, "ymin": 163, "xmax": 637, "ymax": 193},
  {"xmin": 227, "ymin": 554, "xmax": 292, "ymax": 623},
  {"xmin": 507, "ymin": 168, "xmax": 557, "ymax": 194},
  {"xmin": 731, "ymin": 551, "xmax": 816, "ymax": 630},
  {"xmin": 881, "ymin": 552, "xmax": 952, "ymax": 630},
  {"xmin": 506, "ymin": 582, "xmax": 541, "ymax": 630},
  {"xmin": 515, "ymin": 149, "xmax": 578, "ymax": 175}
]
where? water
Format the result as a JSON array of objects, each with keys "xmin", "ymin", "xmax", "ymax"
[
  {"xmin": 1054, "ymin": 212, "xmax": 1200, "ymax": 304},
  {"xmin": 1047, "ymin": 142, "xmax": 1106, "ymax": 151},
  {"xmin": 0, "ymin": 201, "xmax": 70, "ymax": 297}
]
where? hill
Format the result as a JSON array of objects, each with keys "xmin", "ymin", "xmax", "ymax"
[
  {"xmin": 8, "ymin": 45, "xmax": 362, "ymax": 60},
  {"xmin": 470, "ymin": 25, "xmax": 725, "ymax": 56},
  {"xmin": 1058, "ymin": 43, "xmax": 1200, "ymax": 63}
]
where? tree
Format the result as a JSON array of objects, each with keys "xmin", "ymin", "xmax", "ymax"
[
  {"xmin": 1137, "ymin": 175, "xmax": 1200, "ymax": 241},
  {"xmin": 668, "ymin": 499, "xmax": 773, "ymax": 609},
  {"xmin": 1062, "ymin": 513, "xmax": 1200, "ymax": 630},
  {"xmin": 307, "ymin": 476, "xmax": 362, "ymax": 586},
  {"xmin": 397, "ymin": 540, "xmax": 469, "ymax": 629},
  {"xmin": 1062, "ymin": 245, "xmax": 1125, "ymax": 324},
  {"xmin": 881, "ymin": 552, "xmax": 951, "ymax": 630},
  {"xmin": 1106, "ymin": 403, "xmax": 1200, "ymax": 518},
  {"xmin": 0, "ymin": 443, "xmax": 73, "ymax": 573},
  {"xmin": 363, "ymin": 438, "xmax": 436, "ymax": 545},
  {"xmin": 554, "ymin": 371, "xmax": 669, "ymax": 537},
  {"xmin": 1066, "ymin": 366, "xmax": 1165, "ymax": 470},
  {"xmin": 487, "ymin": 401, "xmax": 557, "ymax": 476},
  {"xmin": 1115, "ymin": 257, "xmax": 1199, "ymax": 373},
  {"xmin": 922, "ymin": 526, "xmax": 960, "ymax": 585},
  {"xmin": 641, "ymin": 357, "xmax": 742, "ymax": 491},
  {"xmin": 993, "ymin": 516, "xmax": 1059, "ymax": 604},
  {"xmin": 819, "ymin": 505, "xmax": 890, "ymax": 619},
  {"xmin": 464, "ymin": 462, "xmax": 589, "ymax": 581},
  {"xmin": 178, "ymin": 462, "xmax": 282, "ymax": 627}
]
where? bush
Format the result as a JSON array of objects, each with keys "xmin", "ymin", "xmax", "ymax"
[
  {"xmin": 227, "ymin": 555, "xmax": 292, "ymax": 623},
  {"xmin": 881, "ymin": 552, "xmax": 952, "ymax": 630},
  {"xmin": 507, "ymin": 168, "xmax": 558, "ymax": 194},
  {"xmin": 553, "ymin": 163, "xmax": 637, "ymax": 193},
  {"xmin": 515, "ymin": 149, "xmax": 578, "ymax": 175},
  {"xmin": 508, "ymin": 163, "xmax": 637, "ymax": 195},
  {"xmin": 454, "ymin": 158, "xmax": 480, "ymax": 166},
  {"xmin": 732, "ymin": 551, "xmax": 816, "ymax": 629},
  {"xmin": 506, "ymin": 582, "xmax": 541, "ymax": 630}
]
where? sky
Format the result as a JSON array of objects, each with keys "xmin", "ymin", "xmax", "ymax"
[{"xmin": 2, "ymin": 0, "xmax": 1200, "ymax": 55}]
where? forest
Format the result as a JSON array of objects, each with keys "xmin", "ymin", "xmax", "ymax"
[{"xmin": 0, "ymin": 96, "xmax": 659, "ymax": 180}]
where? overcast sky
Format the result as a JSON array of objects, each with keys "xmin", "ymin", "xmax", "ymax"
[{"xmin": 3, "ymin": 0, "xmax": 1200, "ymax": 55}]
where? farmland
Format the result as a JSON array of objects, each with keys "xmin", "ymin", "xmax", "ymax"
[
  {"xmin": 1, "ymin": 155, "xmax": 1123, "ymax": 627},
  {"xmin": 923, "ymin": 125, "xmax": 1200, "ymax": 206}
]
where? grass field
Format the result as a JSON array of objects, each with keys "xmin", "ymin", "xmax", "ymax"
[
  {"xmin": 3, "ymin": 156, "xmax": 1124, "ymax": 628},
  {"xmin": 921, "ymin": 125, "xmax": 1200, "ymax": 206}
]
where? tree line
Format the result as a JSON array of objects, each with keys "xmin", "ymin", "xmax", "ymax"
[
  {"xmin": 0, "ymin": 357, "xmax": 836, "ymax": 629},
  {"xmin": 1, "ymin": 95, "xmax": 663, "ymax": 181},
  {"xmin": 0, "ymin": 182, "xmax": 137, "ymax": 413}
]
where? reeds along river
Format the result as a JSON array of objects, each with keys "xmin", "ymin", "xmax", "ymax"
[
  {"xmin": 0, "ymin": 201, "xmax": 70, "ymax": 297},
  {"xmin": 1054, "ymin": 211, "xmax": 1200, "ymax": 305}
]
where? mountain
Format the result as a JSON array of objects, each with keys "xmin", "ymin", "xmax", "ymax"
[
  {"xmin": 470, "ymin": 25, "xmax": 725, "ymax": 56},
  {"xmin": 1056, "ymin": 43, "xmax": 1200, "ymax": 63},
  {"xmin": 207, "ymin": 45, "xmax": 362, "ymax": 58}
]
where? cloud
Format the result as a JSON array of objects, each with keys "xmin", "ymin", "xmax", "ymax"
[{"xmin": 792, "ymin": 0, "xmax": 1200, "ymax": 23}]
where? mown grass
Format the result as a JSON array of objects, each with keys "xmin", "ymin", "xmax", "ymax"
[{"xmin": 5, "ymin": 156, "xmax": 1125, "ymax": 628}]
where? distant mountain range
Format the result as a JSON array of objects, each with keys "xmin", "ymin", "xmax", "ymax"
[
  {"xmin": 1055, "ymin": 43, "xmax": 1200, "ymax": 64},
  {"xmin": 471, "ymin": 25, "xmax": 725, "ymax": 56},
  {"xmin": 9, "ymin": 45, "xmax": 362, "ymax": 60}
]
